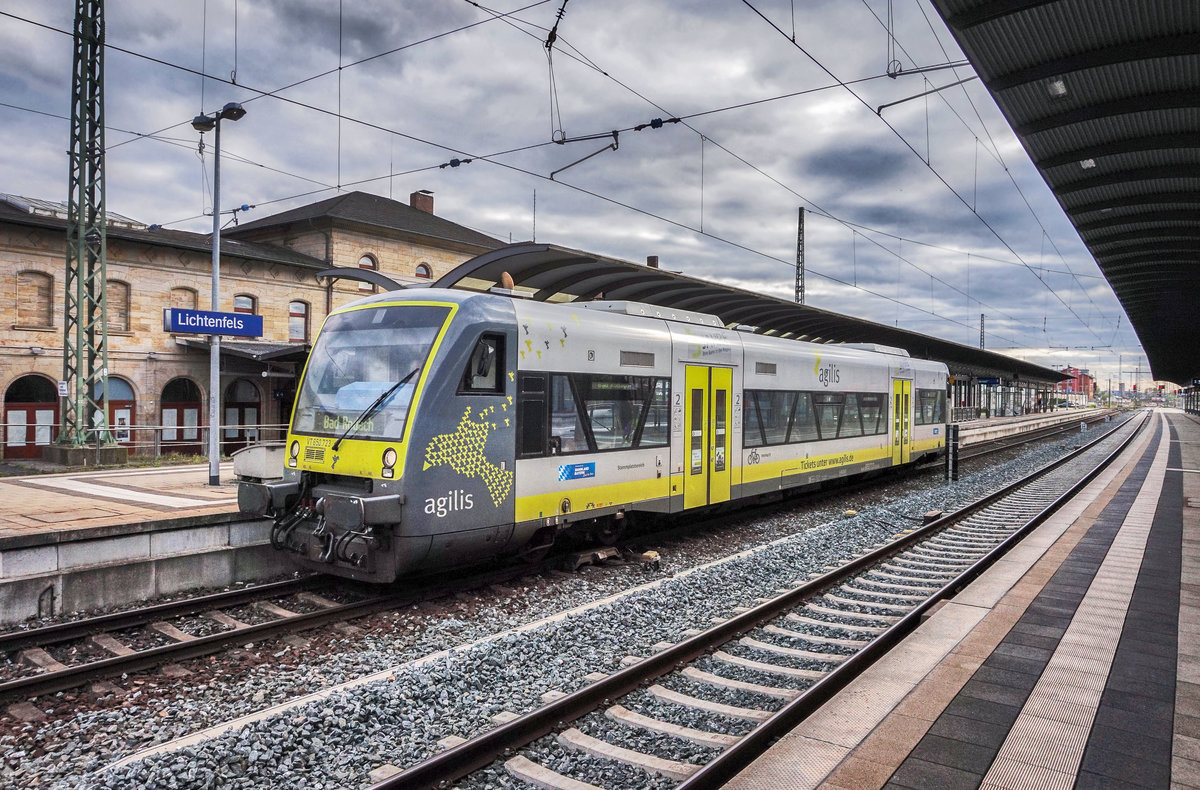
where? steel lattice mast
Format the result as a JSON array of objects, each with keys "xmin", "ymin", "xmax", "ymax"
[{"xmin": 60, "ymin": 0, "xmax": 112, "ymax": 448}]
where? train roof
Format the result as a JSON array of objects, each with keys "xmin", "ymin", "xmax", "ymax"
[{"xmin": 433, "ymin": 242, "xmax": 1068, "ymax": 385}]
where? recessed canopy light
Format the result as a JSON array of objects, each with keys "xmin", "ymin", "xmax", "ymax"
[
  {"xmin": 1080, "ymin": 158, "xmax": 1096, "ymax": 169},
  {"xmin": 1047, "ymin": 78, "xmax": 1068, "ymax": 98}
]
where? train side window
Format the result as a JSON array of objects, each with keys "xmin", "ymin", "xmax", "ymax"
[
  {"xmin": 858, "ymin": 393, "xmax": 885, "ymax": 434},
  {"xmin": 751, "ymin": 390, "xmax": 795, "ymax": 445},
  {"xmin": 551, "ymin": 374, "xmax": 590, "ymax": 454},
  {"xmin": 743, "ymin": 393, "xmax": 765, "ymax": 448},
  {"xmin": 636, "ymin": 379, "xmax": 671, "ymax": 447},
  {"xmin": 459, "ymin": 334, "xmax": 505, "ymax": 394},
  {"xmin": 914, "ymin": 388, "xmax": 945, "ymax": 424},
  {"xmin": 839, "ymin": 394, "xmax": 864, "ymax": 437},
  {"xmin": 814, "ymin": 393, "xmax": 844, "ymax": 440},
  {"xmin": 517, "ymin": 373, "xmax": 547, "ymax": 457},
  {"xmin": 789, "ymin": 393, "xmax": 819, "ymax": 443}
]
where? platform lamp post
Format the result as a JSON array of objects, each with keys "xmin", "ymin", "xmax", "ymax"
[{"xmin": 192, "ymin": 102, "xmax": 246, "ymax": 486}]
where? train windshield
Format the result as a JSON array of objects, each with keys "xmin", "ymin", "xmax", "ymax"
[{"xmin": 291, "ymin": 304, "xmax": 451, "ymax": 442}]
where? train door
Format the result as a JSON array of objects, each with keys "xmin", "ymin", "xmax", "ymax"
[
  {"xmin": 683, "ymin": 365, "xmax": 732, "ymax": 509},
  {"xmin": 891, "ymin": 378, "xmax": 911, "ymax": 465}
]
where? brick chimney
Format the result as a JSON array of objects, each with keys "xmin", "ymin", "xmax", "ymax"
[
  {"xmin": 647, "ymin": 255, "xmax": 659, "ymax": 268},
  {"xmin": 410, "ymin": 190, "xmax": 434, "ymax": 214}
]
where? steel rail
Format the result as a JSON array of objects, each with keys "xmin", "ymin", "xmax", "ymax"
[
  {"xmin": 0, "ymin": 577, "xmax": 316, "ymax": 654},
  {"xmin": 371, "ymin": 411, "xmax": 1146, "ymax": 790},
  {"xmin": 0, "ymin": 592, "xmax": 402, "ymax": 701}
]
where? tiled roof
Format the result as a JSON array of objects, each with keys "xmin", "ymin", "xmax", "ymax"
[
  {"xmin": 0, "ymin": 197, "xmax": 326, "ymax": 270},
  {"xmin": 227, "ymin": 191, "xmax": 502, "ymax": 250}
]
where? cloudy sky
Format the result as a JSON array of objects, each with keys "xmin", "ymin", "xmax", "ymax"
[{"xmin": 0, "ymin": 0, "xmax": 1156, "ymax": 388}]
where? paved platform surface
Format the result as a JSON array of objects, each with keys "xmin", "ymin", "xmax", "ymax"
[
  {"xmin": 0, "ymin": 464, "xmax": 240, "ymax": 545},
  {"xmin": 730, "ymin": 407, "xmax": 1195, "ymax": 790}
]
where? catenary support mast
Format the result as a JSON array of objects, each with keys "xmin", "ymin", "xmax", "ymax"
[{"xmin": 59, "ymin": 0, "xmax": 113, "ymax": 449}]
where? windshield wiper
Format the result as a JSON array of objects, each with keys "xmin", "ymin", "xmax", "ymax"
[{"xmin": 331, "ymin": 367, "xmax": 419, "ymax": 450}]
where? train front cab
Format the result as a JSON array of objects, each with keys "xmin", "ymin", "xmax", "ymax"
[{"xmin": 241, "ymin": 291, "xmax": 521, "ymax": 582}]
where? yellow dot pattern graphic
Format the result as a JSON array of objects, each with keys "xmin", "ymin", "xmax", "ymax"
[{"xmin": 423, "ymin": 406, "xmax": 513, "ymax": 506}]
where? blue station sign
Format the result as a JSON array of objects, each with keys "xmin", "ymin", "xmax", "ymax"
[{"xmin": 163, "ymin": 308, "xmax": 263, "ymax": 337}]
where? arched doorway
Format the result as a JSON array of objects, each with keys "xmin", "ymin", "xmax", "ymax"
[
  {"xmin": 93, "ymin": 378, "xmax": 136, "ymax": 448},
  {"xmin": 4, "ymin": 375, "xmax": 59, "ymax": 460},
  {"xmin": 223, "ymin": 378, "xmax": 261, "ymax": 453},
  {"xmin": 161, "ymin": 378, "xmax": 202, "ymax": 456}
]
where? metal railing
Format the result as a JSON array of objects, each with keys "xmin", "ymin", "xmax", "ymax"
[{"xmin": 1, "ymin": 420, "xmax": 289, "ymax": 460}]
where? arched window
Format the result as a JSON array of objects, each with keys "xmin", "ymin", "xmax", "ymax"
[
  {"xmin": 108, "ymin": 280, "xmax": 131, "ymax": 332},
  {"xmin": 233, "ymin": 294, "xmax": 257, "ymax": 314},
  {"xmin": 415, "ymin": 263, "xmax": 433, "ymax": 279},
  {"xmin": 17, "ymin": 271, "xmax": 53, "ymax": 327},
  {"xmin": 358, "ymin": 254, "xmax": 378, "ymax": 292},
  {"xmin": 170, "ymin": 287, "xmax": 198, "ymax": 311},
  {"xmin": 288, "ymin": 300, "xmax": 309, "ymax": 343}
]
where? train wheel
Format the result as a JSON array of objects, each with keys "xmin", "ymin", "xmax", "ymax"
[
  {"xmin": 592, "ymin": 519, "xmax": 622, "ymax": 546},
  {"xmin": 516, "ymin": 528, "xmax": 555, "ymax": 565}
]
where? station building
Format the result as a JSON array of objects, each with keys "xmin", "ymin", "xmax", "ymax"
[{"xmin": 0, "ymin": 190, "xmax": 501, "ymax": 460}]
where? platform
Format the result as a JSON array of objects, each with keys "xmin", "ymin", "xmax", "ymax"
[
  {"xmin": 729, "ymin": 407, "xmax": 1195, "ymax": 790},
  {"xmin": 0, "ymin": 463, "xmax": 238, "ymax": 542},
  {"xmin": 0, "ymin": 465, "xmax": 287, "ymax": 625}
]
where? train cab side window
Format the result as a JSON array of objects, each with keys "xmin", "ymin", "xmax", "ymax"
[{"xmin": 459, "ymin": 334, "xmax": 505, "ymax": 394}]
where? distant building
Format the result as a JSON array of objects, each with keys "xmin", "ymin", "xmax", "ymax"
[
  {"xmin": 1054, "ymin": 366, "xmax": 1095, "ymax": 401},
  {"xmin": 0, "ymin": 190, "xmax": 501, "ymax": 460}
]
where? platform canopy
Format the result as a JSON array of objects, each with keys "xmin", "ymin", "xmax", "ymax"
[
  {"xmin": 435, "ymin": 242, "xmax": 1067, "ymax": 385},
  {"xmin": 930, "ymin": 0, "xmax": 1200, "ymax": 386}
]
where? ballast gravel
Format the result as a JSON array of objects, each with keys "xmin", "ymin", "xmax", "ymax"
[{"xmin": 0, "ymin": 416, "xmax": 1133, "ymax": 790}]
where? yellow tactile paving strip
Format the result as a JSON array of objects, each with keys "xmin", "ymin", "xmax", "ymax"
[{"xmin": 0, "ymin": 463, "xmax": 239, "ymax": 542}]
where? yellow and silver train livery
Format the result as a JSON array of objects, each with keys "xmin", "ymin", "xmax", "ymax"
[{"xmin": 239, "ymin": 286, "xmax": 948, "ymax": 582}]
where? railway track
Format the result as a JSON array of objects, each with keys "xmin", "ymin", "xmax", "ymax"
[
  {"xmin": 0, "ymin": 559, "xmax": 571, "ymax": 703},
  {"xmin": 369, "ymin": 410, "xmax": 1146, "ymax": 790},
  {"xmin": 959, "ymin": 410, "xmax": 1114, "ymax": 461}
]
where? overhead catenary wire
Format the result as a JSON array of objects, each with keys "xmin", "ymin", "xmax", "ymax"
[
  {"xmin": 741, "ymin": 0, "xmax": 1109, "ymax": 348},
  {"xmin": 0, "ymin": 6, "xmax": 1114, "ymax": 353},
  {"xmin": 7, "ymin": 7, "xmax": 1030, "ymax": 346},
  {"xmin": 460, "ymin": 4, "xmax": 1046, "ymax": 335},
  {"xmin": 875, "ymin": 0, "xmax": 1112, "ymax": 333}
]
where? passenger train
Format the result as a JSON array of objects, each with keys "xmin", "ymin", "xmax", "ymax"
[{"xmin": 239, "ymin": 284, "xmax": 948, "ymax": 582}]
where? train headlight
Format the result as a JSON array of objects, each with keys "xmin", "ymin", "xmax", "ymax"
[
  {"xmin": 289, "ymin": 440, "xmax": 300, "ymax": 467},
  {"xmin": 381, "ymin": 447, "xmax": 397, "ymax": 478}
]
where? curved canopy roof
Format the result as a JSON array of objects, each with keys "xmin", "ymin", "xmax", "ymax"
[
  {"xmin": 931, "ymin": 0, "xmax": 1200, "ymax": 385},
  {"xmin": 436, "ymin": 242, "xmax": 1067, "ymax": 384}
]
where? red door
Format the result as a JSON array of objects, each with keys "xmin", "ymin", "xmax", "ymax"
[
  {"xmin": 4, "ymin": 402, "xmax": 59, "ymax": 459},
  {"xmin": 4, "ymin": 375, "xmax": 59, "ymax": 460}
]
